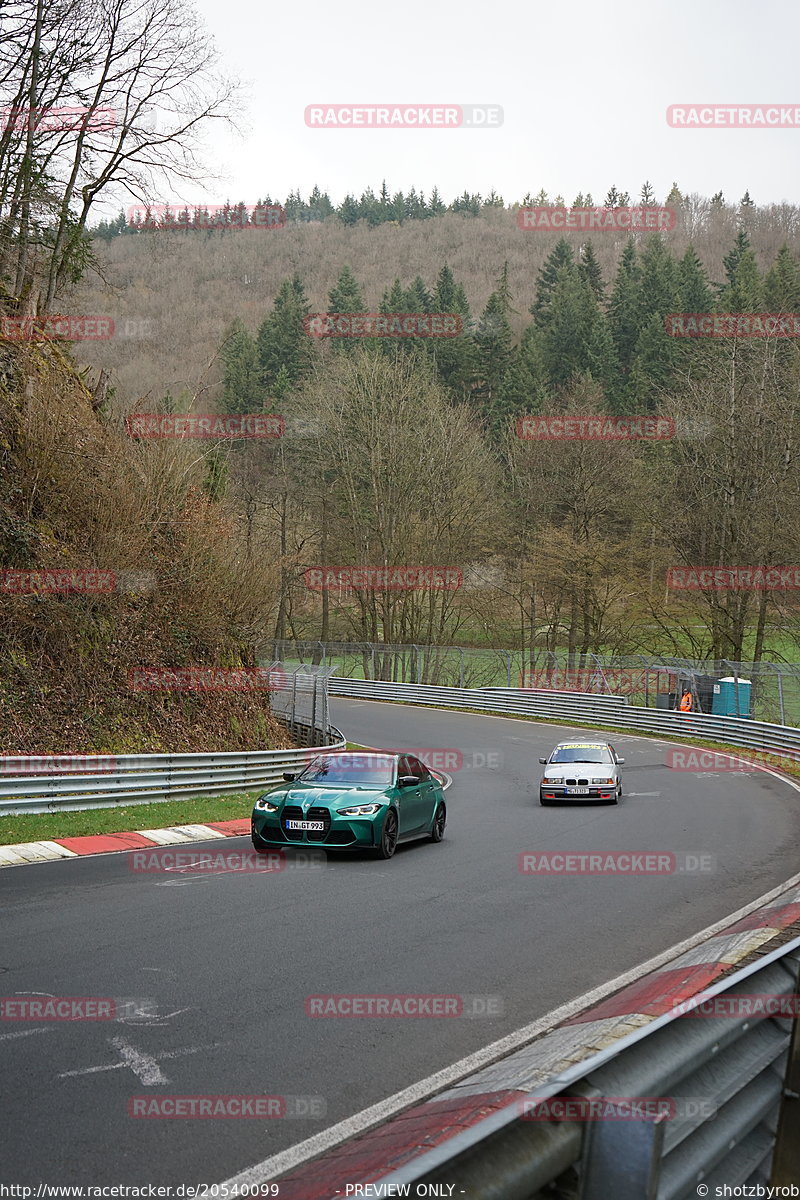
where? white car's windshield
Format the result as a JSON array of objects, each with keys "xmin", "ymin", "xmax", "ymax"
[{"xmin": 551, "ymin": 746, "xmax": 613, "ymax": 764}]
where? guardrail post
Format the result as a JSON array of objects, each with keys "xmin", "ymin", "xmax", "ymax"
[
  {"xmin": 770, "ymin": 951, "xmax": 800, "ymax": 1187},
  {"xmin": 579, "ymin": 1093, "xmax": 666, "ymax": 1199}
]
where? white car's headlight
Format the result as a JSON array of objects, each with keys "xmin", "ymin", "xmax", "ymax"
[
  {"xmin": 255, "ymin": 796, "xmax": 279, "ymax": 812},
  {"xmin": 542, "ymin": 776, "xmax": 562, "ymax": 784},
  {"xmin": 591, "ymin": 777, "xmax": 615, "ymax": 785},
  {"xmin": 338, "ymin": 803, "xmax": 382, "ymax": 816}
]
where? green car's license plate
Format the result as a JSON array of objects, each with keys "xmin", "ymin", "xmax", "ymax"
[{"xmin": 285, "ymin": 819, "xmax": 325, "ymax": 831}]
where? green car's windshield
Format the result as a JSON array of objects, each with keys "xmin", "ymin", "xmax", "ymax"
[{"xmin": 299, "ymin": 754, "xmax": 395, "ymax": 786}]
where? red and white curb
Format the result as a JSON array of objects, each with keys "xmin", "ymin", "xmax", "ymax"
[
  {"xmin": 218, "ymin": 876, "xmax": 800, "ymax": 1199},
  {"xmin": 0, "ymin": 819, "xmax": 250, "ymax": 868}
]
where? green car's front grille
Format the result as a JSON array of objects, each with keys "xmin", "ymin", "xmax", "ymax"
[{"xmin": 282, "ymin": 805, "xmax": 331, "ymax": 842}]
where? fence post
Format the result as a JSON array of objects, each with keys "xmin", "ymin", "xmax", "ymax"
[
  {"xmin": 777, "ymin": 671, "xmax": 786, "ymax": 725},
  {"xmin": 459, "ymin": 648, "xmax": 464, "ymax": 689}
]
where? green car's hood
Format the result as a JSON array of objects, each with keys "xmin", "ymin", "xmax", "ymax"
[{"xmin": 267, "ymin": 784, "xmax": 389, "ymax": 810}]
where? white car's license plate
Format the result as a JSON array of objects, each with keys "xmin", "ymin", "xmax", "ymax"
[
  {"xmin": 567, "ymin": 787, "xmax": 590, "ymax": 795},
  {"xmin": 285, "ymin": 819, "xmax": 325, "ymax": 830}
]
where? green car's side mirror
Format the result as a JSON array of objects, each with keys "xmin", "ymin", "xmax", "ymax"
[
  {"xmin": 398, "ymin": 775, "xmax": 419, "ymax": 787},
  {"xmin": 283, "ymin": 771, "xmax": 298, "ymax": 782}
]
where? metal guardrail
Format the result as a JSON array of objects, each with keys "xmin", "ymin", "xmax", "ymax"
[
  {"xmin": 0, "ymin": 724, "xmax": 346, "ymax": 815},
  {"xmin": 380, "ymin": 939, "xmax": 800, "ymax": 1199},
  {"xmin": 330, "ymin": 678, "xmax": 800, "ymax": 762}
]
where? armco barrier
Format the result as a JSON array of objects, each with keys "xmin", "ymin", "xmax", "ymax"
[
  {"xmin": 0, "ymin": 724, "xmax": 345, "ymax": 815},
  {"xmin": 330, "ymin": 677, "xmax": 800, "ymax": 762},
  {"xmin": 374, "ymin": 938, "xmax": 800, "ymax": 1200}
]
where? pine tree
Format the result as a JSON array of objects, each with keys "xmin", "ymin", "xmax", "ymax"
[
  {"xmin": 381, "ymin": 279, "xmax": 406, "ymax": 312},
  {"xmin": 763, "ymin": 246, "xmax": 800, "ymax": 310},
  {"xmin": 428, "ymin": 187, "xmax": 445, "ymax": 216},
  {"xmin": 496, "ymin": 324, "xmax": 550, "ymax": 432},
  {"xmin": 220, "ymin": 319, "xmax": 261, "ymax": 414},
  {"xmin": 608, "ymin": 239, "xmax": 642, "ymax": 405},
  {"xmin": 329, "ymin": 266, "xmax": 366, "ymax": 355},
  {"xmin": 494, "ymin": 261, "xmax": 517, "ymax": 315},
  {"xmin": 390, "ymin": 192, "xmax": 406, "ymax": 223},
  {"xmin": 329, "ymin": 265, "xmax": 364, "ymax": 312},
  {"xmin": 678, "ymin": 246, "xmax": 714, "ymax": 312},
  {"xmin": 307, "ymin": 185, "xmax": 334, "ymax": 221},
  {"xmin": 431, "ymin": 264, "xmax": 458, "ymax": 310},
  {"xmin": 474, "ymin": 291, "xmax": 515, "ymax": 415},
  {"xmin": 531, "ymin": 238, "xmax": 575, "ymax": 328},
  {"xmin": 640, "ymin": 181, "xmax": 656, "ymax": 204},
  {"xmin": 638, "ymin": 235, "xmax": 679, "ymax": 318},
  {"xmin": 578, "ymin": 242, "xmax": 605, "ymax": 303},
  {"xmin": 257, "ymin": 275, "xmax": 313, "ymax": 392},
  {"xmin": 720, "ymin": 232, "xmax": 762, "ymax": 311},
  {"xmin": 428, "ymin": 266, "xmax": 475, "ymax": 400},
  {"xmin": 541, "ymin": 270, "xmax": 616, "ymax": 394},
  {"xmin": 604, "ymin": 185, "xmax": 620, "ymax": 207},
  {"xmin": 628, "ymin": 313, "xmax": 679, "ymax": 410},
  {"xmin": 405, "ymin": 275, "xmax": 432, "ymax": 312},
  {"xmin": 338, "ymin": 194, "xmax": 360, "ymax": 225},
  {"xmin": 665, "ymin": 182, "xmax": 683, "ymax": 208}
]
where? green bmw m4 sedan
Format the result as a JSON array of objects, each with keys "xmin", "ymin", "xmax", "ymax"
[{"xmin": 251, "ymin": 751, "xmax": 447, "ymax": 860}]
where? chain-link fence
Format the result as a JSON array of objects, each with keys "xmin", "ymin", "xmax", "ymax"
[
  {"xmin": 266, "ymin": 642, "xmax": 800, "ymax": 726},
  {"xmin": 267, "ymin": 662, "xmax": 338, "ymax": 746}
]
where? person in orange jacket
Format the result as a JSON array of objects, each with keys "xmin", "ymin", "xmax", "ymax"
[{"xmin": 679, "ymin": 689, "xmax": 694, "ymax": 712}]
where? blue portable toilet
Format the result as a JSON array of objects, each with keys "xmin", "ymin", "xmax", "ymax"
[{"xmin": 712, "ymin": 676, "xmax": 752, "ymax": 718}]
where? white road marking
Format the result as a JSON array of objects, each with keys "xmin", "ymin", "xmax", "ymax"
[
  {"xmin": 218, "ymin": 867, "xmax": 800, "ymax": 1186},
  {"xmin": 108, "ymin": 1037, "xmax": 168, "ymax": 1084},
  {"xmin": 115, "ymin": 1007, "xmax": 191, "ymax": 1027},
  {"xmin": 58, "ymin": 1040, "xmax": 212, "ymax": 1081},
  {"xmin": 0, "ymin": 1027, "xmax": 54, "ymax": 1042}
]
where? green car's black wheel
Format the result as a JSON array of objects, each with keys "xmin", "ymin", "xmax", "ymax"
[
  {"xmin": 376, "ymin": 809, "xmax": 399, "ymax": 859},
  {"xmin": 251, "ymin": 831, "xmax": 270, "ymax": 852},
  {"xmin": 430, "ymin": 802, "xmax": 446, "ymax": 842}
]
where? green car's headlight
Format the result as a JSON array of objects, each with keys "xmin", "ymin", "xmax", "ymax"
[
  {"xmin": 254, "ymin": 796, "xmax": 279, "ymax": 812},
  {"xmin": 338, "ymin": 803, "xmax": 382, "ymax": 816}
]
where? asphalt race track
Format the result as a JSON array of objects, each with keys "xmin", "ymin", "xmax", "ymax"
[{"xmin": 3, "ymin": 698, "xmax": 800, "ymax": 1185}]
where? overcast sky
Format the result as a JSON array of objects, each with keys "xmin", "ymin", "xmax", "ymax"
[{"xmin": 160, "ymin": 0, "xmax": 798, "ymax": 213}]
